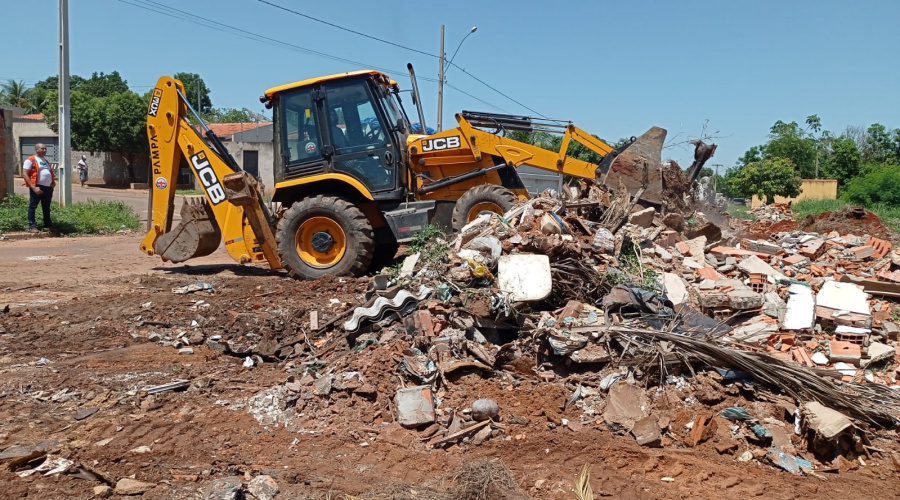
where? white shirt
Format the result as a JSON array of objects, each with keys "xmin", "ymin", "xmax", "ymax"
[
  {"xmin": 23, "ymin": 156, "xmax": 54, "ymax": 187},
  {"xmin": 77, "ymin": 159, "xmax": 87, "ymax": 171}
]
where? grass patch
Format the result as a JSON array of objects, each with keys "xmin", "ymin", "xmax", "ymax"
[
  {"xmin": 726, "ymin": 203, "xmax": 755, "ymax": 221},
  {"xmin": 790, "ymin": 199, "xmax": 850, "ymax": 219},
  {"xmin": 0, "ymin": 194, "xmax": 140, "ymax": 235},
  {"xmin": 869, "ymin": 202, "xmax": 900, "ymax": 233},
  {"xmin": 176, "ymin": 189, "xmax": 203, "ymax": 195}
]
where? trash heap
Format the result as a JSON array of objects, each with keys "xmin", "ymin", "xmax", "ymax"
[{"xmin": 173, "ymin": 184, "xmax": 900, "ymax": 477}]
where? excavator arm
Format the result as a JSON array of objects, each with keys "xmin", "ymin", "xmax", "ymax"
[
  {"xmin": 139, "ymin": 76, "xmax": 282, "ymax": 269},
  {"xmin": 410, "ymin": 112, "xmax": 666, "ymax": 203}
]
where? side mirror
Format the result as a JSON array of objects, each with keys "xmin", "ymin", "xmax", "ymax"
[{"xmin": 396, "ymin": 118, "xmax": 408, "ymax": 135}]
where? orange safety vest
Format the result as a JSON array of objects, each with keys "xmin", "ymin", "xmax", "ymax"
[{"xmin": 23, "ymin": 155, "xmax": 55, "ymax": 187}]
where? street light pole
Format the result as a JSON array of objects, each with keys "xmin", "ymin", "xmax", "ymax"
[
  {"xmin": 437, "ymin": 26, "xmax": 476, "ymax": 132},
  {"xmin": 437, "ymin": 25, "xmax": 445, "ymax": 132},
  {"xmin": 58, "ymin": 0, "xmax": 71, "ymax": 206}
]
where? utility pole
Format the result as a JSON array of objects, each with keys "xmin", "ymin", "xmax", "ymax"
[
  {"xmin": 436, "ymin": 25, "xmax": 445, "ymax": 132},
  {"xmin": 58, "ymin": 0, "xmax": 71, "ymax": 206},
  {"xmin": 712, "ymin": 163, "xmax": 722, "ymax": 193}
]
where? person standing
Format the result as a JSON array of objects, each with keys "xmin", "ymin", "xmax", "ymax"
[
  {"xmin": 21, "ymin": 143, "xmax": 56, "ymax": 233},
  {"xmin": 76, "ymin": 154, "xmax": 88, "ymax": 187}
]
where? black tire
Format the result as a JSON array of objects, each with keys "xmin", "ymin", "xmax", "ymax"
[
  {"xmin": 369, "ymin": 227, "xmax": 401, "ymax": 273},
  {"xmin": 276, "ymin": 195, "xmax": 374, "ymax": 279},
  {"xmin": 451, "ymin": 184, "xmax": 517, "ymax": 231}
]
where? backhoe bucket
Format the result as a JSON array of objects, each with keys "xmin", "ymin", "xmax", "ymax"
[
  {"xmin": 600, "ymin": 126, "xmax": 667, "ymax": 205},
  {"xmin": 153, "ymin": 197, "xmax": 222, "ymax": 263}
]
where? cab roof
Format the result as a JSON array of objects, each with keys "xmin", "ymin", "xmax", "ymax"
[{"xmin": 264, "ymin": 70, "xmax": 390, "ymax": 97}]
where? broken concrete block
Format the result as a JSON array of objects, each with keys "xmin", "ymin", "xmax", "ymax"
[
  {"xmin": 742, "ymin": 239, "xmax": 781, "ymax": 255},
  {"xmin": 737, "ymin": 255, "xmax": 785, "ymax": 280},
  {"xmin": 863, "ymin": 342, "xmax": 894, "ymax": 367},
  {"xmin": 655, "ymin": 245, "xmax": 673, "ymax": 263},
  {"xmin": 569, "ymin": 343, "xmax": 611, "ymax": 363},
  {"xmin": 394, "ymin": 386, "xmax": 435, "ymax": 428},
  {"xmin": 783, "ymin": 284, "xmax": 815, "ymax": 330},
  {"xmin": 829, "ymin": 340, "xmax": 861, "ymax": 366},
  {"xmin": 763, "ymin": 291, "xmax": 787, "ymax": 322},
  {"xmin": 498, "ymin": 254, "xmax": 552, "ymax": 302},
  {"xmin": 631, "ymin": 416, "xmax": 662, "ymax": 447},
  {"xmin": 628, "ymin": 207, "xmax": 656, "ymax": 228},
  {"xmin": 682, "ymin": 257, "xmax": 705, "ymax": 269},
  {"xmin": 603, "ymin": 382, "xmax": 648, "ymax": 431},
  {"xmin": 662, "ymin": 213, "xmax": 684, "ymax": 231},
  {"xmin": 849, "ymin": 245, "xmax": 875, "ymax": 261},
  {"xmin": 811, "ymin": 352, "xmax": 829, "ymax": 365},
  {"xmin": 782, "ymin": 254, "xmax": 810, "ymax": 267},
  {"xmin": 727, "ymin": 288, "xmax": 764, "ymax": 310},
  {"xmin": 802, "ymin": 402, "xmax": 853, "ymax": 441},
  {"xmin": 817, "ymin": 281, "xmax": 870, "ymax": 315},
  {"xmin": 685, "ymin": 236, "xmax": 707, "ymax": 258},
  {"xmin": 114, "ymin": 478, "xmax": 157, "ymax": 496},
  {"xmin": 662, "ymin": 273, "xmax": 689, "ymax": 305}
]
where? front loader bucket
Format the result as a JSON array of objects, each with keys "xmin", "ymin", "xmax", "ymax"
[
  {"xmin": 153, "ymin": 197, "xmax": 222, "ymax": 263},
  {"xmin": 600, "ymin": 126, "xmax": 667, "ymax": 205}
]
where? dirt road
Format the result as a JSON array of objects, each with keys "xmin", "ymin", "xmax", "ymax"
[{"xmin": 0, "ymin": 233, "xmax": 896, "ymax": 499}]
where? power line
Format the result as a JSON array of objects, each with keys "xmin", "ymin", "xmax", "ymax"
[
  {"xmin": 256, "ymin": 0, "xmax": 438, "ymax": 60},
  {"xmin": 115, "ymin": 0, "xmax": 506, "ymax": 112},
  {"xmin": 254, "ymin": 1, "xmax": 543, "ymax": 117},
  {"xmin": 448, "ymin": 62, "xmax": 546, "ymax": 118}
]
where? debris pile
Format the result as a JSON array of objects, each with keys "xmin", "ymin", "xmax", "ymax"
[{"xmin": 123, "ymin": 187, "xmax": 900, "ymax": 479}]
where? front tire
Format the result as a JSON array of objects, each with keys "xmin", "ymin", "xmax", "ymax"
[
  {"xmin": 276, "ymin": 195, "xmax": 374, "ymax": 279},
  {"xmin": 451, "ymin": 184, "xmax": 517, "ymax": 231}
]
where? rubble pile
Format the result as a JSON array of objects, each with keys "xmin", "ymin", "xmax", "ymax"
[{"xmin": 126, "ymin": 186, "xmax": 900, "ymax": 479}]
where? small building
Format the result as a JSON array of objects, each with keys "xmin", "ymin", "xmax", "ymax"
[{"xmin": 750, "ymin": 179, "xmax": 838, "ymax": 207}]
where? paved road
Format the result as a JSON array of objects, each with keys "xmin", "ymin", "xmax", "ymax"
[{"xmin": 13, "ymin": 178, "xmax": 186, "ymax": 224}]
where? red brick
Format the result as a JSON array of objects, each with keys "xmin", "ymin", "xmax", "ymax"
[
  {"xmin": 850, "ymin": 245, "xmax": 875, "ymax": 261},
  {"xmin": 830, "ymin": 340, "xmax": 862, "ymax": 365},
  {"xmin": 799, "ymin": 239, "xmax": 825, "ymax": 259},
  {"xmin": 404, "ymin": 310, "xmax": 434, "ymax": 337},
  {"xmin": 866, "ymin": 237, "xmax": 892, "ymax": 258},
  {"xmin": 695, "ymin": 267, "xmax": 721, "ymax": 280},
  {"xmin": 783, "ymin": 254, "xmax": 809, "ymax": 266},
  {"xmin": 676, "ymin": 241, "xmax": 690, "ymax": 255}
]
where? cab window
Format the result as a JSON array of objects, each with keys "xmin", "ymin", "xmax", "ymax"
[{"xmin": 280, "ymin": 89, "xmax": 322, "ymax": 163}]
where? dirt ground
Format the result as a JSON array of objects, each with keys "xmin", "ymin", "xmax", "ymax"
[{"xmin": 1, "ymin": 233, "xmax": 899, "ymax": 500}]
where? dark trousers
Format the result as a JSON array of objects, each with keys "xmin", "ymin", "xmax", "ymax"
[{"xmin": 28, "ymin": 185, "xmax": 54, "ymax": 228}]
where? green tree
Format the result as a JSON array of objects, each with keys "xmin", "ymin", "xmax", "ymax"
[
  {"xmin": 733, "ymin": 157, "xmax": 802, "ymax": 204},
  {"xmin": 76, "ymin": 71, "xmax": 129, "ymax": 98},
  {"xmin": 0, "ymin": 79, "xmax": 32, "ymax": 110},
  {"xmin": 698, "ymin": 166, "xmax": 714, "ymax": 178},
  {"xmin": 842, "ymin": 163, "xmax": 900, "ymax": 206},
  {"xmin": 823, "ymin": 137, "xmax": 861, "ymax": 188},
  {"xmin": 863, "ymin": 123, "xmax": 898, "ymax": 165},
  {"xmin": 763, "ymin": 120, "xmax": 816, "ymax": 178},
  {"xmin": 173, "ymin": 72, "xmax": 212, "ymax": 114},
  {"xmin": 203, "ymin": 107, "xmax": 258, "ymax": 123},
  {"xmin": 735, "ymin": 145, "xmax": 762, "ymax": 168}
]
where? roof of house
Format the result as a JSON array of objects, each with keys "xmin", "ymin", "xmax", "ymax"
[
  {"xmin": 16, "ymin": 113, "xmax": 45, "ymax": 121},
  {"xmin": 197, "ymin": 122, "xmax": 272, "ymax": 139}
]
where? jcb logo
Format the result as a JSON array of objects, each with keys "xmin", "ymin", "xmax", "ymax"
[
  {"xmin": 147, "ymin": 88, "xmax": 162, "ymax": 117},
  {"xmin": 421, "ymin": 135, "xmax": 461, "ymax": 152},
  {"xmin": 190, "ymin": 152, "xmax": 226, "ymax": 205}
]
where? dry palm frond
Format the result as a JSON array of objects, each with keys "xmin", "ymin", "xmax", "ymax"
[{"xmin": 573, "ymin": 463, "xmax": 594, "ymax": 500}]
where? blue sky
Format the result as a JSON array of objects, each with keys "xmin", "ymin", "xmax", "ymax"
[{"xmin": 3, "ymin": 0, "xmax": 898, "ymax": 168}]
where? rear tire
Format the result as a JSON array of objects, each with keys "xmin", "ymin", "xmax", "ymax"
[
  {"xmin": 451, "ymin": 184, "xmax": 517, "ymax": 231},
  {"xmin": 276, "ymin": 195, "xmax": 374, "ymax": 279}
]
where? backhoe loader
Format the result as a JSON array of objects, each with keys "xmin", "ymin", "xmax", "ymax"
[{"xmin": 140, "ymin": 67, "xmax": 666, "ymax": 279}]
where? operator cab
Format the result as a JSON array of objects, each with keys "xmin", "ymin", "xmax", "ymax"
[{"xmin": 264, "ymin": 71, "xmax": 411, "ymax": 201}]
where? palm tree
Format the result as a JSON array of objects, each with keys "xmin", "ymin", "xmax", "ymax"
[{"xmin": 0, "ymin": 79, "xmax": 32, "ymax": 110}]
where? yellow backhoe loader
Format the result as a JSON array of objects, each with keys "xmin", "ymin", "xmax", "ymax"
[{"xmin": 140, "ymin": 66, "xmax": 667, "ymax": 279}]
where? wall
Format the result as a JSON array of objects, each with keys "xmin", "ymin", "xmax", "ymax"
[
  {"xmin": 751, "ymin": 179, "xmax": 838, "ymax": 207},
  {"xmin": 224, "ymin": 141, "xmax": 275, "ymax": 195},
  {"xmin": 0, "ymin": 109, "xmax": 14, "ymax": 198}
]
